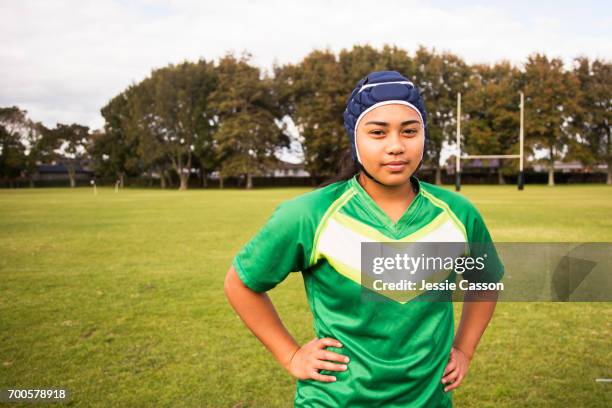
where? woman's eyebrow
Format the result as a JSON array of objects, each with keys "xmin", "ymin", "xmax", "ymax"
[{"xmin": 364, "ymin": 120, "xmax": 421, "ymax": 126}]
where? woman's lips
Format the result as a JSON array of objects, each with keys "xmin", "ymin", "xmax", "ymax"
[{"xmin": 383, "ymin": 161, "xmax": 408, "ymax": 172}]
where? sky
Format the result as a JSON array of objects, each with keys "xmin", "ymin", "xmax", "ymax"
[{"xmin": 1, "ymin": 0, "xmax": 610, "ymax": 155}]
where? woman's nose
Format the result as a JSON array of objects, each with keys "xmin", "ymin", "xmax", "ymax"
[{"xmin": 385, "ymin": 132, "xmax": 405, "ymax": 154}]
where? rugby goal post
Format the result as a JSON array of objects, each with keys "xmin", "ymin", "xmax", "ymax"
[{"xmin": 454, "ymin": 92, "xmax": 525, "ymax": 191}]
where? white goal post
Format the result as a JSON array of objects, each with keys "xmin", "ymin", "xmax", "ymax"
[{"xmin": 455, "ymin": 92, "xmax": 525, "ymax": 191}]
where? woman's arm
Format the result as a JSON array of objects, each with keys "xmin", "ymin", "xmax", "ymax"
[
  {"xmin": 441, "ymin": 289, "xmax": 499, "ymax": 392},
  {"xmin": 223, "ymin": 265, "xmax": 349, "ymax": 382},
  {"xmin": 453, "ymin": 289, "xmax": 499, "ymax": 360}
]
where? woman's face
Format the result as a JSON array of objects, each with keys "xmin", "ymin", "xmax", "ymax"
[{"xmin": 355, "ymin": 103, "xmax": 425, "ymax": 186}]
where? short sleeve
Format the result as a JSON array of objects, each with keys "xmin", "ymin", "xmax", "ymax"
[
  {"xmin": 232, "ymin": 200, "xmax": 313, "ymax": 292},
  {"xmin": 462, "ymin": 207, "xmax": 505, "ymax": 284}
]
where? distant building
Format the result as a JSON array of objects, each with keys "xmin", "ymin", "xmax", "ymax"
[
  {"xmin": 532, "ymin": 161, "xmax": 606, "ymax": 173},
  {"xmin": 266, "ymin": 160, "xmax": 310, "ymax": 177},
  {"xmin": 207, "ymin": 160, "xmax": 310, "ymax": 180},
  {"xmin": 445, "ymin": 157, "xmax": 501, "ymax": 174},
  {"xmin": 34, "ymin": 163, "xmax": 94, "ymax": 181},
  {"xmin": 444, "ymin": 156, "xmax": 607, "ymax": 174}
]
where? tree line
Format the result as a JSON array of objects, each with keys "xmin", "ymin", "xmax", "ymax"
[{"xmin": 1, "ymin": 45, "xmax": 610, "ymax": 189}]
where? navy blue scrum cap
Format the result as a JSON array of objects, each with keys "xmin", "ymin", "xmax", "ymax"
[{"xmin": 342, "ymin": 70, "xmax": 429, "ymax": 167}]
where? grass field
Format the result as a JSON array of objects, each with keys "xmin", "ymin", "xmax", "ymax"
[{"xmin": 1, "ymin": 184, "xmax": 611, "ymax": 407}]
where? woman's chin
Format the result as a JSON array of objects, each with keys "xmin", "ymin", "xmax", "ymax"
[{"xmin": 376, "ymin": 171, "xmax": 412, "ymax": 186}]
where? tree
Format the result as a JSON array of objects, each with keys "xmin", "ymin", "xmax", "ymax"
[
  {"xmin": 47, "ymin": 123, "xmax": 90, "ymax": 187},
  {"xmin": 98, "ymin": 88, "xmax": 142, "ymax": 187},
  {"xmin": 209, "ymin": 52, "xmax": 288, "ymax": 189},
  {"xmin": 149, "ymin": 59, "xmax": 217, "ymax": 190},
  {"xmin": 127, "ymin": 80, "xmax": 173, "ymax": 188},
  {"xmin": 276, "ymin": 49, "xmax": 346, "ymax": 181},
  {"xmin": 22, "ymin": 122, "xmax": 53, "ymax": 187},
  {"xmin": 0, "ymin": 107, "xmax": 54, "ymax": 187},
  {"xmin": 571, "ymin": 57, "xmax": 611, "ymax": 184},
  {"xmin": 523, "ymin": 53, "xmax": 581, "ymax": 186},
  {"xmin": 0, "ymin": 121, "xmax": 25, "ymax": 187},
  {"xmin": 463, "ymin": 62, "xmax": 522, "ymax": 184},
  {"xmin": 411, "ymin": 47, "xmax": 470, "ymax": 184},
  {"xmin": 339, "ymin": 44, "xmax": 387, "ymax": 88},
  {"xmin": 192, "ymin": 124, "xmax": 219, "ymax": 188},
  {"xmin": 0, "ymin": 107, "xmax": 27, "ymax": 186},
  {"xmin": 106, "ymin": 59, "xmax": 218, "ymax": 190}
]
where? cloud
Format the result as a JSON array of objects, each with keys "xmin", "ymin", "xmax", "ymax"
[{"xmin": 0, "ymin": 0, "xmax": 609, "ymax": 130}]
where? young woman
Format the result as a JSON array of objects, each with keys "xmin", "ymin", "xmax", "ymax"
[{"xmin": 224, "ymin": 71, "xmax": 504, "ymax": 407}]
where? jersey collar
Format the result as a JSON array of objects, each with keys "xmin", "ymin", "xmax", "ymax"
[{"xmin": 348, "ymin": 173, "xmax": 423, "ymax": 232}]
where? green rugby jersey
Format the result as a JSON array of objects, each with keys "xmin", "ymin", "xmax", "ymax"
[{"xmin": 232, "ymin": 174, "xmax": 504, "ymax": 408}]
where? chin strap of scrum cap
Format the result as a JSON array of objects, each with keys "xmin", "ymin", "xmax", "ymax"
[{"xmin": 356, "ymin": 159, "xmax": 386, "ymax": 186}]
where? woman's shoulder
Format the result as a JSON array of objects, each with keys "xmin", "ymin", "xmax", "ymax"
[
  {"xmin": 276, "ymin": 178, "xmax": 353, "ymax": 222},
  {"xmin": 418, "ymin": 180, "xmax": 482, "ymax": 220}
]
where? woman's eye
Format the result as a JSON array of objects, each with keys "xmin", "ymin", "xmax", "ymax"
[
  {"xmin": 403, "ymin": 128, "xmax": 418, "ymax": 136},
  {"xmin": 369, "ymin": 130, "xmax": 385, "ymax": 136}
]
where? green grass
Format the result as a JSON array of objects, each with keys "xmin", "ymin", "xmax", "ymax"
[{"xmin": 1, "ymin": 184, "xmax": 611, "ymax": 407}]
